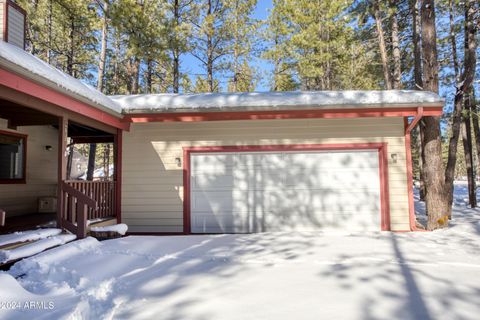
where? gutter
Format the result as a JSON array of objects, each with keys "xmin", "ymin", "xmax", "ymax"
[
  {"xmin": 404, "ymin": 106, "xmax": 427, "ymax": 231},
  {"xmin": 119, "ymin": 102, "xmax": 444, "ymax": 115}
]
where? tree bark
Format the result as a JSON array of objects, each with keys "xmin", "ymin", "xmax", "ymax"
[
  {"xmin": 97, "ymin": 1, "xmax": 109, "ymax": 92},
  {"xmin": 445, "ymin": 0, "xmax": 478, "ymax": 215},
  {"xmin": 66, "ymin": 145, "xmax": 74, "ymax": 180},
  {"xmin": 390, "ymin": 0, "xmax": 401, "ymax": 89},
  {"xmin": 47, "ymin": 0, "xmax": 53, "ymax": 64},
  {"xmin": 172, "ymin": 0, "xmax": 180, "ymax": 93},
  {"xmin": 444, "ymin": 0, "xmax": 463, "ymax": 216},
  {"xmin": 373, "ymin": 1, "xmax": 392, "ymax": 90},
  {"xmin": 146, "ymin": 58, "xmax": 153, "ymax": 93},
  {"xmin": 411, "ymin": 0, "xmax": 426, "ymax": 201},
  {"xmin": 130, "ymin": 58, "xmax": 140, "ymax": 94},
  {"xmin": 87, "ymin": 143, "xmax": 96, "ymax": 181},
  {"xmin": 421, "ymin": 0, "xmax": 449, "ymax": 230},
  {"xmin": 207, "ymin": 0, "xmax": 214, "ymax": 92},
  {"xmin": 67, "ymin": 15, "xmax": 75, "ymax": 76},
  {"xmin": 472, "ymin": 92, "xmax": 480, "ymax": 178},
  {"xmin": 461, "ymin": 108, "xmax": 476, "ymax": 207}
]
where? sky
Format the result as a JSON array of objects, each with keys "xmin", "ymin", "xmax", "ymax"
[{"xmin": 181, "ymin": 0, "xmax": 274, "ymax": 92}]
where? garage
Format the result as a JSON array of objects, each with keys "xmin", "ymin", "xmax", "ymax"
[
  {"xmin": 186, "ymin": 145, "xmax": 388, "ymax": 233},
  {"xmin": 116, "ymin": 91, "xmax": 445, "ymax": 233}
]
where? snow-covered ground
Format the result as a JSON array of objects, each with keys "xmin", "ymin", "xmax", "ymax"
[{"xmin": 0, "ymin": 186, "xmax": 479, "ymax": 320}]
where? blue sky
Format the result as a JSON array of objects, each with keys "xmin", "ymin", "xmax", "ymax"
[{"xmin": 181, "ymin": 0, "xmax": 273, "ymax": 92}]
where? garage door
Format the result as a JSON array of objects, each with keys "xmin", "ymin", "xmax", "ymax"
[{"xmin": 190, "ymin": 149, "xmax": 381, "ymax": 233}]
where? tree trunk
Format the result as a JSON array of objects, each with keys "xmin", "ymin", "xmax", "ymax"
[
  {"xmin": 462, "ymin": 0, "xmax": 478, "ymax": 206},
  {"xmin": 47, "ymin": 0, "xmax": 53, "ymax": 64},
  {"xmin": 87, "ymin": 143, "xmax": 96, "ymax": 181},
  {"xmin": 444, "ymin": 82, "xmax": 463, "ymax": 216},
  {"xmin": 390, "ymin": 0, "xmax": 401, "ymax": 89},
  {"xmin": 67, "ymin": 16, "xmax": 75, "ymax": 76},
  {"xmin": 472, "ymin": 92, "xmax": 480, "ymax": 178},
  {"xmin": 444, "ymin": 0, "xmax": 462, "ymax": 215},
  {"xmin": 461, "ymin": 109, "xmax": 476, "ymax": 207},
  {"xmin": 445, "ymin": 0, "xmax": 478, "ymax": 215},
  {"xmin": 146, "ymin": 58, "xmax": 153, "ymax": 93},
  {"xmin": 416, "ymin": 124, "xmax": 426, "ymax": 200},
  {"xmin": 113, "ymin": 35, "xmax": 120, "ymax": 94},
  {"xmin": 207, "ymin": 0, "xmax": 214, "ymax": 92},
  {"xmin": 412, "ymin": 0, "xmax": 423, "ymax": 90},
  {"xmin": 421, "ymin": 0, "xmax": 449, "ymax": 230},
  {"xmin": 97, "ymin": 1, "xmax": 109, "ymax": 92},
  {"xmin": 411, "ymin": 0, "xmax": 426, "ymax": 201},
  {"xmin": 373, "ymin": 1, "xmax": 392, "ymax": 90},
  {"xmin": 172, "ymin": 0, "xmax": 180, "ymax": 93},
  {"xmin": 131, "ymin": 58, "xmax": 140, "ymax": 94},
  {"xmin": 66, "ymin": 145, "xmax": 74, "ymax": 180}
]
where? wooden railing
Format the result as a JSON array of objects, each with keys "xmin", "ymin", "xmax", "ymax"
[
  {"xmin": 60, "ymin": 182, "xmax": 97, "ymax": 239},
  {"xmin": 66, "ymin": 181, "xmax": 116, "ymax": 219}
]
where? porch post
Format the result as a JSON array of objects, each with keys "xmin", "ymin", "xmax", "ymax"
[
  {"xmin": 114, "ymin": 129, "xmax": 122, "ymax": 223},
  {"xmin": 56, "ymin": 116, "xmax": 68, "ymax": 228}
]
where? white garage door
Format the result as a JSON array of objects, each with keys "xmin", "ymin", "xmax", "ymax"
[{"xmin": 190, "ymin": 149, "xmax": 381, "ymax": 233}]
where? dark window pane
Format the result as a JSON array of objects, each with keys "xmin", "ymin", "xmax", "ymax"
[{"xmin": 0, "ymin": 134, "xmax": 25, "ymax": 180}]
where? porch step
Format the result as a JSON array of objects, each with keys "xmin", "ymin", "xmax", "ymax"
[
  {"xmin": 0, "ymin": 233, "xmax": 76, "ymax": 269},
  {"xmin": 0, "ymin": 228, "xmax": 62, "ymax": 248},
  {"xmin": 89, "ymin": 223, "xmax": 128, "ymax": 240},
  {"xmin": 87, "ymin": 217, "xmax": 117, "ymax": 230}
]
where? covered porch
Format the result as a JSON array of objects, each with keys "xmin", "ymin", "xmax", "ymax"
[{"xmin": 0, "ymin": 70, "xmax": 125, "ymax": 240}]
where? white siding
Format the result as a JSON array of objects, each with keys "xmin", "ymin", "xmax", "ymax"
[
  {"xmin": 0, "ymin": 120, "xmax": 58, "ymax": 216},
  {"xmin": 6, "ymin": 4, "xmax": 25, "ymax": 49},
  {"xmin": 122, "ymin": 117, "xmax": 410, "ymax": 232}
]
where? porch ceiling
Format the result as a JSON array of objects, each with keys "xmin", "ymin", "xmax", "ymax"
[{"xmin": 0, "ymin": 99, "xmax": 58, "ymax": 127}]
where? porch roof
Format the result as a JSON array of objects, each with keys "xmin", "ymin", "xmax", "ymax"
[
  {"xmin": 111, "ymin": 90, "xmax": 444, "ymax": 114},
  {"xmin": 0, "ymin": 41, "xmax": 122, "ymax": 117}
]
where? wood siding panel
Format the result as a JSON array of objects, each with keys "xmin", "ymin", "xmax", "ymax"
[
  {"xmin": 0, "ymin": 3, "xmax": 4, "ymax": 41},
  {"xmin": 122, "ymin": 117, "xmax": 410, "ymax": 232},
  {"xmin": 6, "ymin": 5, "xmax": 25, "ymax": 48},
  {"xmin": 0, "ymin": 120, "xmax": 58, "ymax": 216}
]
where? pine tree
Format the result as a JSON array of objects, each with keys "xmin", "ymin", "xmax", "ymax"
[
  {"xmin": 19, "ymin": 0, "xmax": 98, "ymax": 80},
  {"xmin": 224, "ymin": 0, "xmax": 259, "ymax": 92},
  {"xmin": 165, "ymin": 0, "xmax": 193, "ymax": 93},
  {"xmin": 264, "ymin": 0, "xmax": 380, "ymax": 91},
  {"xmin": 227, "ymin": 60, "xmax": 256, "ymax": 92},
  {"xmin": 191, "ymin": 0, "xmax": 232, "ymax": 92},
  {"xmin": 263, "ymin": 0, "xmax": 298, "ymax": 91}
]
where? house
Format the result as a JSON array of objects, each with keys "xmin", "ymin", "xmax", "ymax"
[{"xmin": 0, "ymin": 1, "xmax": 443, "ymax": 237}]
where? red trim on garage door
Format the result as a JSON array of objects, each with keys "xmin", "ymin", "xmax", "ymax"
[{"xmin": 182, "ymin": 143, "xmax": 391, "ymax": 234}]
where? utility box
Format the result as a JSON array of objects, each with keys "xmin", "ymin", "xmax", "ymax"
[{"xmin": 38, "ymin": 197, "xmax": 57, "ymax": 213}]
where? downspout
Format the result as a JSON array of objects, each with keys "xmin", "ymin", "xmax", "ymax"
[{"xmin": 404, "ymin": 106, "xmax": 425, "ymax": 231}]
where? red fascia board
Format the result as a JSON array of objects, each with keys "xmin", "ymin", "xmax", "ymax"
[
  {"xmin": 182, "ymin": 143, "xmax": 391, "ymax": 234},
  {"xmin": 125, "ymin": 106, "xmax": 443, "ymax": 123},
  {"xmin": 0, "ymin": 68, "xmax": 129, "ymax": 130}
]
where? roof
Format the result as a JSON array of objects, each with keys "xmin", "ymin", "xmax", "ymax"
[
  {"xmin": 0, "ymin": 40, "xmax": 444, "ymax": 118},
  {"xmin": 0, "ymin": 41, "xmax": 122, "ymax": 116},
  {"xmin": 111, "ymin": 90, "xmax": 444, "ymax": 114}
]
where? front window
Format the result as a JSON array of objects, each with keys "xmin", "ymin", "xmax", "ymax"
[{"xmin": 0, "ymin": 131, "xmax": 26, "ymax": 183}]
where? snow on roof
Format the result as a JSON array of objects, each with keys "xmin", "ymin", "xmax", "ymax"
[
  {"xmin": 0, "ymin": 41, "xmax": 122, "ymax": 116},
  {"xmin": 0, "ymin": 40, "xmax": 443, "ymax": 117},
  {"xmin": 111, "ymin": 90, "xmax": 444, "ymax": 114}
]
